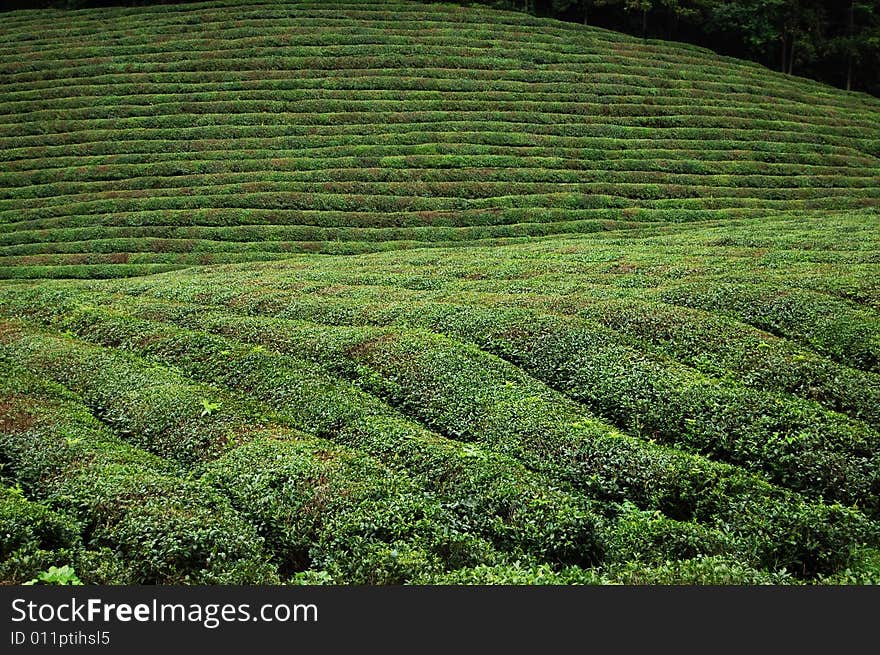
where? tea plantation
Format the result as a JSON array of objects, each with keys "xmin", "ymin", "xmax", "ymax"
[{"xmin": 0, "ymin": 0, "xmax": 878, "ymax": 585}]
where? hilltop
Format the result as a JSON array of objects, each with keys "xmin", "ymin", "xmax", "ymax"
[{"xmin": 0, "ymin": 0, "xmax": 878, "ymax": 278}]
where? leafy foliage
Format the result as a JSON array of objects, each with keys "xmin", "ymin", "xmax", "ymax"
[
  {"xmin": 0, "ymin": 0, "xmax": 877, "ymax": 586},
  {"xmin": 1, "ymin": 212, "xmax": 879, "ymax": 583},
  {"xmin": 0, "ymin": 1, "xmax": 878, "ymax": 280},
  {"xmin": 23, "ymin": 564, "xmax": 82, "ymax": 586}
]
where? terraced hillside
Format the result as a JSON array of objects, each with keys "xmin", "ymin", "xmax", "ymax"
[
  {"xmin": 2, "ymin": 212, "xmax": 880, "ymax": 584},
  {"xmin": 1, "ymin": 0, "xmax": 879, "ymax": 279},
  {"xmin": 1, "ymin": 0, "xmax": 879, "ymax": 585}
]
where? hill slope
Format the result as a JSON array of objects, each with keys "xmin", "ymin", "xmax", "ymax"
[
  {"xmin": 1, "ymin": 0, "xmax": 879, "ymax": 278},
  {"xmin": 0, "ymin": 0, "xmax": 879, "ymax": 585},
  {"xmin": 2, "ymin": 211, "xmax": 880, "ymax": 584}
]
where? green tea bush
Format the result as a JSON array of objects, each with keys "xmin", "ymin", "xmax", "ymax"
[
  {"xmin": 12, "ymin": 298, "xmax": 868, "ymax": 578},
  {"xmin": 0, "ymin": 362, "xmax": 278, "ymax": 584},
  {"xmin": 582, "ymin": 298, "xmax": 880, "ymax": 431},
  {"xmin": 0, "ymin": 486, "xmax": 79, "ymax": 559},
  {"xmin": 0, "ymin": 0, "xmax": 878, "ymax": 583},
  {"xmin": 662, "ymin": 283, "xmax": 880, "ymax": 373},
  {"xmin": 0, "ymin": 328, "xmax": 265, "ymax": 464},
  {"xmin": 53, "ymin": 306, "xmax": 612, "ymax": 567},
  {"xmin": 423, "ymin": 563, "xmax": 607, "ymax": 585},
  {"xmin": 201, "ymin": 434, "xmax": 502, "ymax": 582},
  {"xmin": 1, "ymin": 0, "xmax": 877, "ymax": 277},
  {"xmin": 608, "ymin": 556, "xmax": 794, "ymax": 585}
]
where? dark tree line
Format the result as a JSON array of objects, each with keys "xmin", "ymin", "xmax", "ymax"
[
  {"xmin": 443, "ymin": 0, "xmax": 880, "ymax": 96},
  {"xmin": 4, "ymin": 0, "xmax": 880, "ymax": 96}
]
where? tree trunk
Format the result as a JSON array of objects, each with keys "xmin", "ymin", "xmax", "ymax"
[
  {"xmin": 781, "ymin": 34, "xmax": 787, "ymax": 73},
  {"xmin": 788, "ymin": 38, "xmax": 796, "ymax": 75},
  {"xmin": 846, "ymin": 55, "xmax": 853, "ymax": 91},
  {"xmin": 583, "ymin": 0, "xmax": 589, "ymax": 26},
  {"xmin": 846, "ymin": 0, "xmax": 855, "ymax": 90},
  {"xmin": 641, "ymin": 8, "xmax": 647, "ymax": 41}
]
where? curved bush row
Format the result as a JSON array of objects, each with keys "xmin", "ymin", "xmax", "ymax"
[
  {"xmin": 63, "ymin": 264, "xmax": 880, "ymax": 508},
  {"xmin": 1, "ymin": 109, "xmax": 869, "ymax": 144},
  {"xmin": 0, "ymin": 173, "xmax": 880, "ymax": 208},
  {"xmin": 6, "ymin": 290, "xmax": 872, "ymax": 579},
  {"xmin": 2, "ymin": 95, "xmax": 873, "ymax": 133},
  {"xmin": 0, "ymin": 33, "xmax": 873, "ymax": 116},
  {"xmin": 0, "ymin": 47, "xmax": 869, "ymax": 104},
  {"xmin": 0, "ymin": 325, "xmax": 271, "ymax": 466},
  {"xmin": 68, "ymin": 212, "xmax": 871, "ymax": 311},
  {"xmin": 87, "ymin": 307, "xmax": 771, "ymax": 572},
  {"xmin": 199, "ymin": 430, "xmax": 518, "ymax": 582},
  {"xmin": 156, "ymin": 305, "xmax": 879, "ymax": 511},
  {"xmin": 4, "ymin": 181, "xmax": 874, "ymax": 219},
  {"xmin": 0, "ymin": 222, "xmax": 620, "ymax": 258},
  {"xmin": 0, "ymin": 484, "xmax": 140, "ymax": 585},
  {"xmin": 0, "ymin": 208, "xmax": 664, "ymax": 234},
  {"xmin": 0, "ymin": 291, "xmax": 815, "ymax": 567},
  {"xmin": 2, "ymin": 121, "xmax": 870, "ymax": 155},
  {"xmin": 1, "ymin": 192, "xmax": 873, "ymax": 237},
  {"xmin": 0, "ymin": 316, "xmax": 597, "ymax": 560},
  {"xmin": 0, "ymin": 377, "xmax": 506, "ymax": 586},
  {"xmin": 0, "ymin": 357, "xmax": 278, "ymax": 584},
  {"xmin": 662, "ymin": 283, "xmax": 880, "ymax": 373},
  {"xmin": 201, "ymin": 434, "xmax": 504, "ymax": 583},
  {"xmin": 0, "ymin": 263, "xmax": 184, "ymax": 280},
  {"xmin": 0, "ymin": 252, "xmax": 301, "ymax": 270},
  {"xmin": 568, "ymin": 298, "xmax": 880, "ymax": 431},
  {"xmin": 3, "ymin": 159, "xmax": 876, "ymax": 192},
  {"xmin": 1, "ymin": 98, "xmax": 865, "ymax": 138},
  {"xmin": 112, "ymin": 309, "xmax": 880, "ymax": 577},
  {"xmin": 0, "ymin": 123, "xmax": 867, "ymax": 155},
  {"xmin": 0, "ymin": 323, "xmax": 550, "ymax": 582},
  {"xmin": 0, "ymin": 304, "xmax": 612, "ymax": 569},
  {"xmin": 5, "ymin": 298, "xmax": 780, "ymax": 575},
  {"xmin": 2, "ymin": 136, "xmax": 870, "ymax": 170},
  {"xmin": 414, "ymin": 307, "xmax": 880, "ymax": 508},
  {"xmin": 5, "ymin": 170, "xmax": 876, "ymax": 204},
  {"xmin": 0, "ymin": 485, "xmax": 79, "ymax": 562},
  {"xmin": 1, "ymin": 67, "xmax": 869, "ymax": 119},
  {"xmin": 1, "ymin": 112, "xmax": 872, "ymax": 143}
]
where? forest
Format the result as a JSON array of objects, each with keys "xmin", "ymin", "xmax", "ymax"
[{"xmin": 451, "ymin": 1, "xmax": 880, "ymax": 95}]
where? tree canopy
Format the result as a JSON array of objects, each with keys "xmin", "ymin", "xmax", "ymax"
[{"xmin": 448, "ymin": 0, "xmax": 880, "ymax": 95}]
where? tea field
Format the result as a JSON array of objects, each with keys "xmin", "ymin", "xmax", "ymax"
[{"xmin": 0, "ymin": 0, "xmax": 879, "ymax": 585}]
